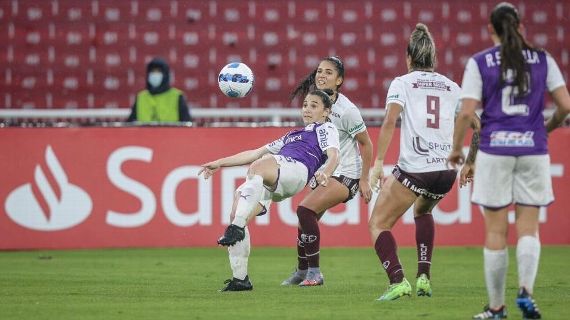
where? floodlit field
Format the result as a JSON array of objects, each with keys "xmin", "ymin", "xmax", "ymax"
[{"xmin": 1, "ymin": 247, "xmax": 568, "ymax": 319}]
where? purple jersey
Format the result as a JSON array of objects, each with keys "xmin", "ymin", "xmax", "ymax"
[
  {"xmin": 470, "ymin": 46, "xmax": 549, "ymax": 156},
  {"xmin": 266, "ymin": 122, "xmax": 340, "ymax": 180}
]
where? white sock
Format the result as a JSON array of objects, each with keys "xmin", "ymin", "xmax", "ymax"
[
  {"xmin": 484, "ymin": 247, "xmax": 508, "ymax": 309},
  {"xmin": 517, "ymin": 235, "xmax": 540, "ymax": 294},
  {"xmin": 228, "ymin": 227, "xmax": 251, "ymax": 280},
  {"xmin": 232, "ymin": 175, "xmax": 264, "ymax": 228}
]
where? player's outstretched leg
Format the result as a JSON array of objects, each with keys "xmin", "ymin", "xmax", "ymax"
[
  {"xmin": 219, "ymin": 275, "xmax": 253, "ymax": 292},
  {"xmin": 415, "ymin": 273, "xmax": 432, "ymax": 297},
  {"xmin": 516, "ymin": 287, "xmax": 541, "ymax": 319},
  {"xmin": 472, "ymin": 305, "xmax": 507, "ymax": 319},
  {"xmin": 218, "ymin": 224, "xmax": 245, "ymax": 246},
  {"xmin": 376, "ymin": 278, "xmax": 412, "ymax": 301}
]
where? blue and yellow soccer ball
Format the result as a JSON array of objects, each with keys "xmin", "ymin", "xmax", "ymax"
[{"xmin": 217, "ymin": 62, "xmax": 254, "ymax": 98}]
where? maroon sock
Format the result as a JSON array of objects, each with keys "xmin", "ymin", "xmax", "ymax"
[
  {"xmin": 297, "ymin": 206, "xmax": 320, "ymax": 268},
  {"xmin": 374, "ymin": 231, "xmax": 404, "ymax": 284},
  {"xmin": 297, "ymin": 228, "xmax": 308, "ymax": 270},
  {"xmin": 415, "ymin": 214, "xmax": 434, "ymax": 278}
]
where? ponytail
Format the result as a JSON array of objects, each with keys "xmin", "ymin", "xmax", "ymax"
[{"xmin": 491, "ymin": 2, "xmax": 534, "ymax": 96}]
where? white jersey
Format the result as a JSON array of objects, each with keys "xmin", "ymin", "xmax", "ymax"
[
  {"xmin": 386, "ymin": 71, "xmax": 460, "ymax": 172},
  {"xmin": 328, "ymin": 93, "xmax": 367, "ymax": 179}
]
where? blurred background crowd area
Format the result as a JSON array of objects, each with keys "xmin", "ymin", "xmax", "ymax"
[{"xmin": 0, "ymin": 0, "xmax": 568, "ymax": 125}]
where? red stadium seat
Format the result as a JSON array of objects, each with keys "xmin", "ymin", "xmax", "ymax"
[
  {"xmin": 255, "ymin": 1, "xmax": 291, "ymax": 23},
  {"xmin": 333, "ymin": 1, "xmax": 374, "ymax": 23},
  {"xmin": 94, "ymin": 22, "xmax": 136, "ymax": 48},
  {"xmin": 289, "ymin": 0, "xmax": 332, "ymax": 23},
  {"xmin": 92, "ymin": 0, "xmax": 133, "ymax": 22},
  {"xmin": 11, "ymin": 0, "xmax": 54, "ymax": 23}
]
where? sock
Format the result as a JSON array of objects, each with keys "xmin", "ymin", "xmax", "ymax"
[
  {"xmin": 297, "ymin": 206, "xmax": 320, "ymax": 268},
  {"xmin": 374, "ymin": 231, "xmax": 404, "ymax": 284},
  {"xmin": 297, "ymin": 228, "xmax": 308, "ymax": 270},
  {"xmin": 232, "ymin": 175, "xmax": 264, "ymax": 228},
  {"xmin": 228, "ymin": 227, "xmax": 250, "ymax": 280},
  {"xmin": 517, "ymin": 235, "xmax": 540, "ymax": 294},
  {"xmin": 415, "ymin": 214, "xmax": 434, "ymax": 278},
  {"xmin": 484, "ymin": 247, "xmax": 508, "ymax": 309}
]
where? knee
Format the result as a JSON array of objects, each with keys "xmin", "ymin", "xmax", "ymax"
[
  {"xmin": 247, "ymin": 159, "xmax": 263, "ymax": 176},
  {"xmin": 368, "ymin": 215, "xmax": 386, "ymax": 234},
  {"xmin": 297, "ymin": 206, "xmax": 317, "ymax": 223}
]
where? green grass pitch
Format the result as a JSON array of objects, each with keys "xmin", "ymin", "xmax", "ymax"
[{"xmin": 1, "ymin": 246, "xmax": 568, "ymax": 319}]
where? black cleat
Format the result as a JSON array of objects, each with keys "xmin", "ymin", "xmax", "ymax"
[
  {"xmin": 516, "ymin": 287, "xmax": 542, "ymax": 319},
  {"xmin": 217, "ymin": 224, "xmax": 245, "ymax": 246},
  {"xmin": 219, "ymin": 276, "xmax": 253, "ymax": 292}
]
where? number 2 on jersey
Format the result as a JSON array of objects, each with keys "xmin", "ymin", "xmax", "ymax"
[{"xmin": 426, "ymin": 95, "xmax": 440, "ymax": 129}]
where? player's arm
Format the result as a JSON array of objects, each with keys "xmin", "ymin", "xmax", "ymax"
[
  {"xmin": 546, "ymin": 86, "xmax": 570, "ymax": 133},
  {"xmin": 370, "ymin": 102, "xmax": 403, "ymax": 191},
  {"xmin": 315, "ymin": 123, "xmax": 340, "ymax": 187},
  {"xmin": 544, "ymin": 54, "xmax": 570, "ymax": 133},
  {"xmin": 355, "ymin": 130, "xmax": 373, "ymax": 203},
  {"xmin": 199, "ymin": 146, "xmax": 269, "ymax": 179},
  {"xmin": 315, "ymin": 147, "xmax": 340, "ymax": 187},
  {"xmin": 449, "ymin": 98, "xmax": 478, "ymax": 168},
  {"xmin": 459, "ymin": 113, "xmax": 481, "ymax": 187}
]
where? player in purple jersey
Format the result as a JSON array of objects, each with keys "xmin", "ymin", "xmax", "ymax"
[
  {"xmin": 280, "ymin": 56, "xmax": 374, "ymax": 287},
  {"xmin": 198, "ymin": 90, "xmax": 340, "ymax": 292},
  {"xmin": 448, "ymin": 3, "xmax": 570, "ymax": 319}
]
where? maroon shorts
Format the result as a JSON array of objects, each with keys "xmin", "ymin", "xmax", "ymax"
[
  {"xmin": 309, "ymin": 175, "xmax": 360, "ymax": 203},
  {"xmin": 392, "ymin": 165, "xmax": 456, "ymax": 200}
]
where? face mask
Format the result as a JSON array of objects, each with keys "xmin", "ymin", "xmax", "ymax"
[{"xmin": 148, "ymin": 72, "xmax": 163, "ymax": 88}]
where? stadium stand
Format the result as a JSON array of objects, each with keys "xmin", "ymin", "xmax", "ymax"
[{"xmin": 0, "ymin": 0, "xmax": 568, "ymax": 119}]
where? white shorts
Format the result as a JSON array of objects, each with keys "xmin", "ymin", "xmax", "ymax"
[
  {"xmin": 256, "ymin": 155, "xmax": 308, "ymax": 210},
  {"xmin": 471, "ymin": 151, "xmax": 554, "ymax": 208}
]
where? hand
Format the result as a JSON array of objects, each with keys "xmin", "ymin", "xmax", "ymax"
[
  {"xmin": 315, "ymin": 171, "xmax": 330, "ymax": 187},
  {"xmin": 198, "ymin": 161, "xmax": 221, "ymax": 179},
  {"xmin": 369, "ymin": 159, "xmax": 384, "ymax": 193},
  {"xmin": 459, "ymin": 163, "xmax": 475, "ymax": 187},
  {"xmin": 358, "ymin": 178, "xmax": 372, "ymax": 204},
  {"xmin": 447, "ymin": 150, "xmax": 465, "ymax": 170}
]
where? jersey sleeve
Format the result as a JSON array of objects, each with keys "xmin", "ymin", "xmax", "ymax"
[
  {"xmin": 265, "ymin": 134, "xmax": 285, "ymax": 154},
  {"xmin": 341, "ymin": 107, "xmax": 367, "ymax": 138},
  {"xmin": 546, "ymin": 54, "xmax": 566, "ymax": 92},
  {"xmin": 386, "ymin": 78, "xmax": 406, "ymax": 108},
  {"xmin": 460, "ymin": 58, "xmax": 483, "ymax": 101},
  {"xmin": 317, "ymin": 122, "xmax": 340, "ymax": 152}
]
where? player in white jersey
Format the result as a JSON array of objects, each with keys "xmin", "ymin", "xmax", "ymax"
[
  {"xmin": 368, "ymin": 24, "xmax": 461, "ymax": 301},
  {"xmin": 279, "ymin": 56, "xmax": 374, "ymax": 286}
]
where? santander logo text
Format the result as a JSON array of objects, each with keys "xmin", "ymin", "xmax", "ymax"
[{"xmin": 5, "ymin": 146, "xmax": 92, "ymax": 231}]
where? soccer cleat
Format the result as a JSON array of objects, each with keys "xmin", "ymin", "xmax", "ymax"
[
  {"xmin": 376, "ymin": 278, "xmax": 412, "ymax": 301},
  {"xmin": 416, "ymin": 273, "xmax": 432, "ymax": 297},
  {"xmin": 516, "ymin": 287, "xmax": 542, "ymax": 319},
  {"xmin": 217, "ymin": 224, "xmax": 245, "ymax": 246},
  {"xmin": 219, "ymin": 276, "xmax": 253, "ymax": 292},
  {"xmin": 298, "ymin": 271, "xmax": 324, "ymax": 287},
  {"xmin": 472, "ymin": 305, "xmax": 507, "ymax": 319},
  {"xmin": 281, "ymin": 269, "xmax": 307, "ymax": 286}
]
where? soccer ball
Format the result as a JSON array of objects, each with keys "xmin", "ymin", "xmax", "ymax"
[{"xmin": 218, "ymin": 62, "xmax": 254, "ymax": 98}]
